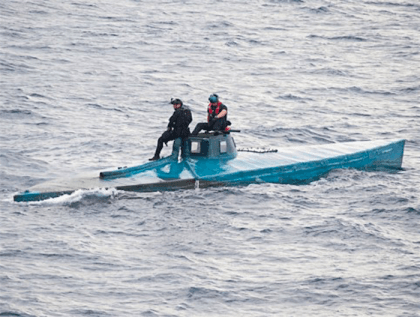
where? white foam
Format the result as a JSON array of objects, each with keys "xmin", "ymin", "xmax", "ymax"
[{"xmin": 33, "ymin": 188, "xmax": 119, "ymax": 205}]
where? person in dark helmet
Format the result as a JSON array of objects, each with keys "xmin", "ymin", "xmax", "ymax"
[
  {"xmin": 191, "ymin": 94, "xmax": 229, "ymax": 136},
  {"xmin": 149, "ymin": 98, "xmax": 192, "ymax": 161}
]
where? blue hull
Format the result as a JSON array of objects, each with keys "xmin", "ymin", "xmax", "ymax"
[
  {"xmin": 192, "ymin": 139, "xmax": 405, "ymax": 185},
  {"xmin": 13, "ymin": 137, "xmax": 405, "ymax": 202}
]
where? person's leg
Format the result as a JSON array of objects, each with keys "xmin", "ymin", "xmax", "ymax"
[
  {"xmin": 211, "ymin": 118, "xmax": 227, "ymax": 132},
  {"xmin": 150, "ymin": 130, "xmax": 174, "ymax": 160},
  {"xmin": 191, "ymin": 122, "xmax": 209, "ymax": 136}
]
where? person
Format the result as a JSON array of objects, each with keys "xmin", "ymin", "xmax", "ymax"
[
  {"xmin": 149, "ymin": 98, "xmax": 192, "ymax": 161},
  {"xmin": 191, "ymin": 94, "xmax": 229, "ymax": 136}
]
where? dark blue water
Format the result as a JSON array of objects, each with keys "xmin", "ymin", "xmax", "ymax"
[{"xmin": 1, "ymin": 1, "xmax": 419, "ymax": 316}]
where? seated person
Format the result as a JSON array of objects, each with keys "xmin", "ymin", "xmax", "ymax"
[
  {"xmin": 149, "ymin": 98, "xmax": 192, "ymax": 161},
  {"xmin": 191, "ymin": 94, "xmax": 230, "ymax": 136}
]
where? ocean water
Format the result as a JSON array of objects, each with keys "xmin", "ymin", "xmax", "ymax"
[{"xmin": 1, "ymin": 0, "xmax": 419, "ymax": 316}]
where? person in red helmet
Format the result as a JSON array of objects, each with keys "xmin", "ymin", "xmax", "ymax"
[
  {"xmin": 149, "ymin": 98, "xmax": 192, "ymax": 161},
  {"xmin": 191, "ymin": 94, "xmax": 229, "ymax": 136}
]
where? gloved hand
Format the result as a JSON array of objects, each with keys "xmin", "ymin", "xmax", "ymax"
[{"xmin": 167, "ymin": 127, "xmax": 172, "ymax": 131}]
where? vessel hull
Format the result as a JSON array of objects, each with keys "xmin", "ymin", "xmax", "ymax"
[{"xmin": 13, "ymin": 139, "xmax": 405, "ymax": 202}]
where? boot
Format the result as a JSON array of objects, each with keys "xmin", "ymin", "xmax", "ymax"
[{"xmin": 149, "ymin": 155, "xmax": 160, "ymax": 161}]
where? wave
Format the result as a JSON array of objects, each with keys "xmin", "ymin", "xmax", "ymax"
[
  {"xmin": 309, "ymin": 34, "xmax": 368, "ymax": 42},
  {"xmin": 20, "ymin": 188, "xmax": 119, "ymax": 207}
]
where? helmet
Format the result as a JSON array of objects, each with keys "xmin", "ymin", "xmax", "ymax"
[
  {"xmin": 170, "ymin": 98, "xmax": 183, "ymax": 106},
  {"xmin": 208, "ymin": 94, "xmax": 218, "ymax": 103}
]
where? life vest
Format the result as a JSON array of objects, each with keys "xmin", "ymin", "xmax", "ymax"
[
  {"xmin": 207, "ymin": 102, "xmax": 230, "ymax": 132},
  {"xmin": 208, "ymin": 102, "xmax": 223, "ymax": 116}
]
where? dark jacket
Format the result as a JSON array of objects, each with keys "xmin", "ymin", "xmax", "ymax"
[{"xmin": 168, "ymin": 105, "xmax": 193, "ymax": 138}]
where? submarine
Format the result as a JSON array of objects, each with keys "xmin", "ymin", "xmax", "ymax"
[{"xmin": 13, "ymin": 131, "xmax": 405, "ymax": 202}]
